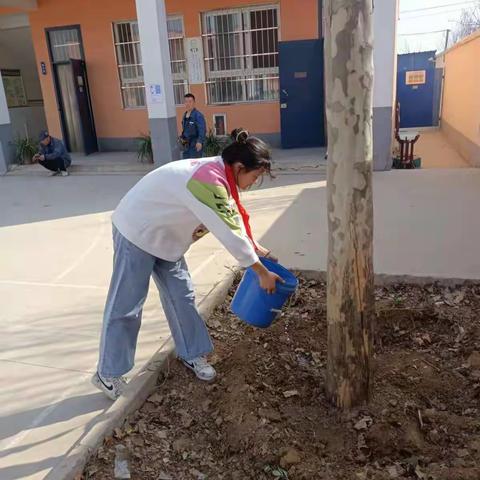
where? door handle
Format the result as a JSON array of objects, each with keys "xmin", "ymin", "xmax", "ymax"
[{"xmin": 282, "ymin": 89, "xmax": 288, "ymax": 97}]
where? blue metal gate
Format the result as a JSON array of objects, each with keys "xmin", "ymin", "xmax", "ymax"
[
  {"xmin": 397, "ymin": 51, "xmax": 439, "ymax": 128},
  {"xmin": 279, "ymin": 39, "xmax": 325, "ymax": 148}
]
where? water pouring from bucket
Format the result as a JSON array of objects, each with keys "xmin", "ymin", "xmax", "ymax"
[{"xmin": 231, "ymin": 257, "xmax": 299, "ymax": 328}]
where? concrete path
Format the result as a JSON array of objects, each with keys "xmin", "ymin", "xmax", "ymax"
[
  {"xmin": 1, "ymin": 163, "xmax": 479, "ymax": 479},
  {"xmin": 402, "ymin": 128, "xmax": 471, "ymax": 169},
  {"xmin": 250, "ymin": 168, "xmax": 480, "ymax": 280}
]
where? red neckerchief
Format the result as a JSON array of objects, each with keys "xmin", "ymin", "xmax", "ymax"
[{"xmin": 224, "ymin": 163, "xmax": 258, "ymax": 250}]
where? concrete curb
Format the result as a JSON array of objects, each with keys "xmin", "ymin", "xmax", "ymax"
[
  {"xmin": 46, "ymin": 270, "xmax": 236, "ymax": 480},
  {"xmin": 298, "ymin": 269, "xmax": 480, "ymax": 286}
]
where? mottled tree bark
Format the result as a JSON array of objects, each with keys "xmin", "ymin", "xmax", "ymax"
[{"xmin": 324, "ymin": 0, "xmax": 375, "ymax": 409}]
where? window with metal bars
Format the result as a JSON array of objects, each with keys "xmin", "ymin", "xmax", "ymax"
[
  {"xmin": 167, "ymin": 16, "xmax": 189, "ymax": 105},
  {"xmin": 202, "ymin": 5, "xmax": 279, "ymax": 105},
  {"xmin": 113, "ymin": 18, "xmax": 188, "ymax": 109}
]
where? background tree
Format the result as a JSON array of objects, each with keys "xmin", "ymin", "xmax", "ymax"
[{"xmin": 452, "ymin": 0, "xmax": 480, "ymax": 44}]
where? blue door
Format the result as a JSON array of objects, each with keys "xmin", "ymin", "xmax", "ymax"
[
  {"xmin": 279, "ymin": 39, "xmax": 325, "ymax": 148},
  {"xmin": 397, "ymin": 51, "xmax": 436, "ymax": 128}
]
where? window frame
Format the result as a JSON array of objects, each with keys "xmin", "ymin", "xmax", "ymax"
[
  {"xmin": 167, "ymin": 14, "xmax": 189, "ymax": 106},
  {"xmin": 112, "ymin": 16, "xmax": 189, "ymax": 110},
  {"xmin": 201, "ymin": 4, "xmax": 281, "ymax": 105},
  {"xmin": 213, "ymin": 113, "xmax": 228, "ymax": 136},
  {"xmin": 112, "ymin": 20, "xmax": 145, "ymax": 110}
]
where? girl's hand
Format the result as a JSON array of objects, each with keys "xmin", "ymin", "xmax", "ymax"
[
  {"xmin": 258, "ymin": 270, "xmax": 283, "ymax": 294},
  {"xmin": 251, "ymin": 261, "xmax": 284, "ymax": 294},
  {"xmin": 255, "ymin": 244, "xmax": 278, "ymax": 263}
]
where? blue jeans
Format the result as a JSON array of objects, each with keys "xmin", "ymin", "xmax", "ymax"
[{"xmin": 98, "ymin": 226, "xmax": 213, "ymax": 377}]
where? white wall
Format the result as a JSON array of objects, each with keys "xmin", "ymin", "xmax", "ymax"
[
  {"xmin": 0, "ymin": 26, "xmax": 43, "ymax": 102},
  {"xmin": 0, "ymin": 23, "xmax": 46, "ymax": 138},
  {"xmin": 373, "ymin": 0, "xmax": 398, "ymax": 109},
  {"xmin": 9, "ymin": 105, "xmax": 46, "ymax": 137}
]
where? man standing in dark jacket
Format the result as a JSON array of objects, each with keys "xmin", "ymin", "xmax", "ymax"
[
  {"xmin": 33, "ymin": 130, "xmax": 72, "ymax": 176},
  {"xmin": 180, "ymin": 93, "xmax": 206, "ymax": 159}
]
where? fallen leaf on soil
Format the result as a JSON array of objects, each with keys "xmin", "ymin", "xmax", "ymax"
[
  {"xmin": 457, "ymin": 448, "xmax": 470, "ymax": 458},
  {"xmin": 173, "ymin": 438, "xmax": 190, "ymax": 453},
  {"xmin": 190, "ymin": 468, "xmax": 207, "ymax": 479},
  {"xmin": 130, "ymin": 436, "xmax": 144, "ymax": 448},
  {"xmin": 157, "ymin": 472, "xmax": 172, "ymax": 480},
  {"xmin": 155, "ymin": 430, "xmax": 168, "ymax": 440},
  {"xmin": 282, "ymin": 390, "xmax": 299, "ymax": 398},
  {"xmin": 469, "ymin": 439, "xmax": 480, "ymax": 452},
  {"xmin": 387, "ymin": 464, "xmax": 405, "ymax": 478},
  {"xmin": 468, "ymin": 352, "xmax": 480, "ymax": 369},
  {"xmin": 455, "ymin": 326, "xmax": 466, "ymax": 344},
  {"xmin": 415, "ymin": 465, "xmax": 427, "ymax": 479},
  {"xmin": 279, "ymin": 447, "xmax": 301, "ymax": 468},
  {"xmin": 357, "ymin": 433, "xmax": 368, "ymax": 452},
  {"xmin": 147, "ymin": 392, "xmax": 163, "ymax": 404},
  {"xmin": 259, "ymin": 408, "xmax": 282, "ymax": 422},
  {"xmin": 354, "ymin": 416, "xmax": 373, "ymax": 431}
]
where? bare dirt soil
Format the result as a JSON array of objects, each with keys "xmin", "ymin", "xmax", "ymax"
[{"xmin": 83, "ymin": 277, "xmax": 480, "ymax": 480}]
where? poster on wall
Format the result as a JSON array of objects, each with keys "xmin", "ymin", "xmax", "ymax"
[
  {"xmin": 185, "ymin": 37, "xmax": 205, "ymax": 85},
  {"xmin": 1, "ymin": 69, "xmax": 27, "ymax": 108},
  {"xmin": 148, "ymin": 83, "xmax": 164, "ymax": 104},
  {"xmin": 406, "ymin": 70, "xmax": 426, "ymax": 86}
]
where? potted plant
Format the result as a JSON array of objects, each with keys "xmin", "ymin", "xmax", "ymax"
[
  {"xmin": 203, "ymin": 129, "xmax": 229, "ymax": 157},
  {"xmin": 12, "ymin": 136, "xmax": 38, "ymax": 165},
  {"xmin": 136, "ymin": 133, "xmax": 153, "ymax": 163}
]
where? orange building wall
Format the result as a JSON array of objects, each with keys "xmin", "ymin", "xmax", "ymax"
[
  {"xmin": 4, "ymin": 0, "xmax": 319, "ymax": 143},
  {"xmin": 441, "ymin": 31, "xmax": 480, "ymax": 166},
  {"xmin": 28, "ymin": 0, "xmax": 146, "ymax": 140},
  {"xmin": 170, "ymin": 0, "xmax": 318, "ymax": 136}
]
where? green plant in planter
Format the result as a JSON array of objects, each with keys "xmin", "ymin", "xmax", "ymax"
[
  {"xmin": 136, "ymin": 133, "xmax": 153, "ymax": 163},
  {"xmin": 12, "ymin": 136, "xmax": 38, "ymax": 165},
  {"xmin": 203, "ymin": 129, "xmax": 230, "ymax": 157}
]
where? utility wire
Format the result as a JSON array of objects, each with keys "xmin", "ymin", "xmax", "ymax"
[
  {"xmin": 398, "ymin": 29, "xmax": 449, "ymax": 36},
  {"xmin": 400, "ymin": 1, "xmax": 476, "ymax": 14}
]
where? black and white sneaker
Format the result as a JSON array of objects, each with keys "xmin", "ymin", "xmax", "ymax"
[
  {"xmin": 91, "ymin": 371, "xmax": 127, "ymax": 401},
  {"xmin": 182, "ymin": 356, "xmax": 216, "ymax": 381}
]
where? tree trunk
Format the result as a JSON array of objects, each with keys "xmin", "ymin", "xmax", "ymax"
[{"xmin": 324, "ymin": 0, "xmax": 375, "ymax": 409}]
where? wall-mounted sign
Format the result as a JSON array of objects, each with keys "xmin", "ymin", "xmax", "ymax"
[
  {"xmin": 185, "ymin": 37, "xmax": 205, "ymax": 85},
  {"xmin": 294, "ymin": 71, "xmax": 307, "ymax": 79},
  {"xmin": 40, "ymin": 62, "xmax": 47, "ymax": 75},
  {"xmin": 149, "ymin": 83, "xmax": 164, "ymax": 104},
  {"xmin": 406, "ymin": 70, "xmax": 426, "ymax": 86},
  {"xmin": 1, "ymin": 69, "xmax": 27, "ymax": 108}
]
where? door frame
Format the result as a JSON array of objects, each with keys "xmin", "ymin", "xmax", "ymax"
[{"xmin": 45, "ymin": 25, "xmax": 97, "ymax": 153}]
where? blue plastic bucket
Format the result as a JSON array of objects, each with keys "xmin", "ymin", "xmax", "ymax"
[{"xmin": 230, "ymin": 257, "xmax": 298, "ymax": 328}]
